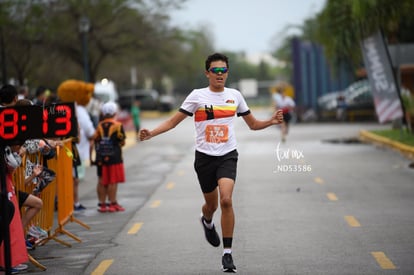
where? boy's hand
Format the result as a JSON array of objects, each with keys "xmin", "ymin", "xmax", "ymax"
[
  {"xmin": 272, "ymin": 109, "xmax": 284, "ymax": 124},
  {"xmin": 139, "ymin": 129, "xmax": 152, "ymax": 141}
]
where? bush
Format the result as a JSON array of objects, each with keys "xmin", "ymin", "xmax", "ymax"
[{"xmin": 401, "ymin": 91, "xmax": 414, "ymax": 115}]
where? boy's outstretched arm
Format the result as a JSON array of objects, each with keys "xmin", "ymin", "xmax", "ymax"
[
  {"xmin": 139, "ymin": 111, "xmax": 187, "ymax": 141},
  {"xmin": 242, "ymin": 109, "xmax": 284, "ymax": 130}
]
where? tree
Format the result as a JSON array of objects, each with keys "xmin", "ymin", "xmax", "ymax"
[
  {"xmin": 1, "ymin": 0, "xmax": 280, "ymax": 98},
  {"xmin": 44, "ymin": 0, "xmax": 187, "ymax": 84},
  {"xmin": 0, "ymin": 1, "xmax": 50, "ymax": 85},
  {"xmin": 0, "ymin": 0, "xmax": 188, "ymax": 88},
  {"xmin": 314, "ymin": 0, "xmax": 414, "ymax": 67},
  {"xmin": 271, "ymin": 32, "xmax": 296, "ymax": 81}
]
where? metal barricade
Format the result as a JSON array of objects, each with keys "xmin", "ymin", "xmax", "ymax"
[
  {"xmin": 13, "ymin": 140, "xmax": 90, "ymax": 271},
  {"xmin": 50, "ymin": 141, "xmax": 90, "ymax": 247}
]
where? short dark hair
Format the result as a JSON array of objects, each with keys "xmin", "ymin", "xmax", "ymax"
[
  {"xmin": 205, "ymin": 53, "xmax": 229, "ymax": 71},
  {"xmin": 15, "ymin": 98, "xmax": 34, "ymax": 106},
  {"xmin": 0, "ymin": 84, "xmax": 18, "ymax": 105}
]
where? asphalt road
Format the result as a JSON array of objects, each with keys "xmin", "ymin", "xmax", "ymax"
[{"xmin": 19, "ymin": 109, "xmax": 414, "ymax": 275}]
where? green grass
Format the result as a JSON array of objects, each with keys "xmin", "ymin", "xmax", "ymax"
[{"xmin": 371, "ymin": 129, "xmax": 414, "ymax": 147}]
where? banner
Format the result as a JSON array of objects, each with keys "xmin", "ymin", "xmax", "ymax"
[{"xmin": 361, "ymin": 30, "xmax": 403, "ymax": 123}]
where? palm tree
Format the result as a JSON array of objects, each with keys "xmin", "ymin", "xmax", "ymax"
[{"xmin": 314, "ymin": 0, "xmax": 414, "ymax": 66}]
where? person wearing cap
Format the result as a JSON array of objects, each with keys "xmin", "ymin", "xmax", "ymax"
[{"xmin": 91, "ymin": 101, "xmax": 126, "ymax": 213}]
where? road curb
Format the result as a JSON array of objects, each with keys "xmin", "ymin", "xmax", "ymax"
[
  {"xmin": 124, "ymin": 130, "xmax": 137, "ymax": 149},
  {"xmin": 359, "ymin": 130, "xmax": 414, "ymax": 160}
]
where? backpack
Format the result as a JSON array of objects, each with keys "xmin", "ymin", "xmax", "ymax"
[
  {"xmin": 95, "ymin": 120, "xmax": 122, "ymax": 162},
  {"xmin": 97, "ymin": 137, "xmax": 114, "ymax": 158}
]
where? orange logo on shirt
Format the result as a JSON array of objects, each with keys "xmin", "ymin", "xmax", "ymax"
[{"xmin": 195, "ymin": 106, "xmax": 237, "ymax": 122}]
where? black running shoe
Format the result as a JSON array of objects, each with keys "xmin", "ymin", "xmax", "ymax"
[
  {"xmin": 222, "ymin": 253, "xmax": 237, "ymax": 273},
  {"xmin": 200, "ymin": 215, "xmax": 220, "ymax": 247}
]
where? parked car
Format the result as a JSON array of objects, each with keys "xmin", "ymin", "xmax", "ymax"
[
  {"xmin": 118, "ymin": 89, "xmax": 159, "ymax": 110},
  {"xmin": 317, "ymin": 90, "xmax": 344, "ymax": 112},
  {"xmin": 345, "ymin": 80, "xmax": 375, "ymax": 109},
  {"xmin": 317, "ymin": 80, "xmax": 376, "ymax": 121}
]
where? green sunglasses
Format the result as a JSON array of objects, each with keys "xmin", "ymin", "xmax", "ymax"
[{"xmin": 209, "ymin": 67, "xmax": 228, "ymax": 74}]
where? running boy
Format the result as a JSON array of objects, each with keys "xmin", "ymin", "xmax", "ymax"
[{"xmin": 140, "ymin": 53, "xmax": 283, "ymax": 273}]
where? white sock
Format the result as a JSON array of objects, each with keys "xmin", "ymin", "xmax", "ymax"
[
  {"xmin": 223, "ymin": 249, "xmax": 232, "ymax": 255},
  {"xmin": 203, "ymin": 218, "xmax": 214, "ymax": 229}
]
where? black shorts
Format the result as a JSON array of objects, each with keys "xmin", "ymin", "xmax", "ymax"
[
  {"xmin": 194, "ymin": 149, "xmax": 238, "ymax": 194},
  {"xmin": 73, "ymin": 165, "xmax": 79, "ymax": 179},
  {"xmin": 283, "ymin": 112, "xmax": 292, "ymax": 123},
  {"xmin": 18, "ymin": 191, "xmax": 29, "ymax": 209}
]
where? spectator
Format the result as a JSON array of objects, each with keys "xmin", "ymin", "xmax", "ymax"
[
  {"xmin": 0, "ymin": 84, "xmax": 29, "ymax": 271},
  {"xmin": 18, "ymin": 85, "xmax": 29, "ymax": 100},
  {"xmin": 0, "ymin": 145, "xmax": 29, "ymax": 273},
  {"xmin": 273, "ymin": 88, "xmax": 295, "ymax": 142},
  {"xmin": 0, "ymin": 84, "xmax": 18, "ymax": 106},
  {"xmin": 87, "ymin": 95, "xmax": 102, "ymax": 128},
  {"xmin": 13, "ymin": 98, "xmax": 59, "ymax": 249},
  {"xmin": 336, "ymin": 95, "xmax": 347, "ymax": 121},
  {"xmin": 32, "ymin": 86, "xmax": 51, "ymax": 106},
  {"xmin": 131, "ymin": 99, "xmax": 141, "ymax": 139},
  {"xmin": 92, "ymin": 101, "xmax": 126, "ymax": 213},
  {"xmin": 57, "ymin": 80, "xmax": 96, "ymax": 211}
]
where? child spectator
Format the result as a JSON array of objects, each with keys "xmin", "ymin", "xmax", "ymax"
[{"xmin": 92, "ymin": 102, "xmax": 126, "ymax": 213}]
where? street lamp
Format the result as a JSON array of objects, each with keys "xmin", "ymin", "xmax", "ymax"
[{"xmin": 78, "ymin": 16, "xmax": 90, "ymax": 82}]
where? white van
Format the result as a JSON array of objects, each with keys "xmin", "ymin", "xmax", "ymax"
[{"xmin": 94, "ymin": 78, "xmax": 118, "ymax": 103}]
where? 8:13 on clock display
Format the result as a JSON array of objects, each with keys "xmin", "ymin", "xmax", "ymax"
[{"xmin": 0, "ymin": 102, "xmax": 78, "ymax": 144}]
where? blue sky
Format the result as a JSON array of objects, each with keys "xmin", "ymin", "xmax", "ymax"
[{"xmin": 170, "ymin": 0, "xmax": 326, "ymax": 55}]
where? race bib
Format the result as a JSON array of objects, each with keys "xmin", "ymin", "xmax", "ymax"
[{"xmin": 205, "ymin": 125, "xmax": 228, "ymax": 143}]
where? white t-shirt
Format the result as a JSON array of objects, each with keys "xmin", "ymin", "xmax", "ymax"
[
  {"xmin": 76, "ymin": 104, "xmax": 95, "ymax": 161},
  {"xmin": 180, "ymin": 87, "xmax": 250, "ymax": 156},
  {"xmin": 273, "ymin": 93, "xmax": 295, "ymax": 110}
]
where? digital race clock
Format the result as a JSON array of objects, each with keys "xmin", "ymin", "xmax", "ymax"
[{"xmin": 0, "ymin": 102, "xmax": 78, "ymax": 144}]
